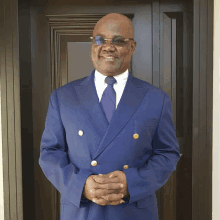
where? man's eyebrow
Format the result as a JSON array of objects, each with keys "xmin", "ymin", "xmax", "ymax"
[
  {"xmin": 113, "ymin": 35, "xmax": 123, "ymax": 38},
  {"xmin": 95, "ymin": 34, "xmax": 123, "ymax": 38}
]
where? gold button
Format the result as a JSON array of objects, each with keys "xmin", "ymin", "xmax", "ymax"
[
  {"xmin": 133, "ymin": 133, "xmax": 139, "ymax": 139},
  {"xmin": 78, "ymin": 130, "xmax": 83, "ymax": 136},
  {"xmin": 123, "ymin": 165, "xmax": 129, "ymax": 169},
  {"xmin": 91, "ymin": 160, "xmax": 97, "ymax": 166}
]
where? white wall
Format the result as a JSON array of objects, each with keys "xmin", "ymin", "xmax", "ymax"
[
  {"xmin": 212, "ymin": 0, "xmax": 220, "ymax": 219},
  {"xmin": 0, "ymin": 88, "xmax": 4, "ymax": 219}
]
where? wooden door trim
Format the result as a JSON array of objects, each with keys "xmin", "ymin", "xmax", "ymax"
[
  {"xmin": 157, "ymin": 9, "xmax": 186, "ymax": 220},
  {"xmin": 192, "ymin": 0, "xmax": 213, "ymax": 219},
  {"xmin": 18, "ymin": 2, "xmax": 36, "ymax": 220},
  {"xmin": 60, "ymin": 35, "xmax": 92, "ymax": 86}
]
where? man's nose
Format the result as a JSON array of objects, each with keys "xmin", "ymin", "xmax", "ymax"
[{"xmin": 102, "ymin": 41, "xmax": 116, "ymax": 51}]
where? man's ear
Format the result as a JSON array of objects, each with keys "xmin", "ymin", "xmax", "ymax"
[{"xmin": 131, "ymin": 41, "xmax": 136, "ymax": 54}]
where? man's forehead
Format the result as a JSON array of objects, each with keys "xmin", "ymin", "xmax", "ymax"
[
  {"xmin": 93, "ymin": 16, "xmax": 134, "ymax": 38},
  {"xmin": 94, "ymin": 25, "xmax": 128, "ymax": 36}
]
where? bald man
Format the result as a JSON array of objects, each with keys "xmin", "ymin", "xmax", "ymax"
[{"xmin": 39, "ymin": 13, "xmax": 180, "ymax": 220}]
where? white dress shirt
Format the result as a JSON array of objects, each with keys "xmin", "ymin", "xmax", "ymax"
[{"xmin": 94, "ymin": 69, "xmax": 129, "ymax": 109}]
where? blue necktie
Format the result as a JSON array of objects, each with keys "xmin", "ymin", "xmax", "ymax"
[{"xmin": 101, "ymin": 76, "xmax": 117, "ymax": 123}]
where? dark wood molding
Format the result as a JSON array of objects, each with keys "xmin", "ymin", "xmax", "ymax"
[
  {"xmin": 0, "ymin": 0, "xmax": 24, "ymax": 219},
  {"xmin": 154, "ymin": 8, "xmax": 187, "ymax": 220},
  {"xmin": 18, "ymin": 2, "xmax": 36, "ymax": 220},
  {"xmin": 192, "ymin": 0, "xmax": 213, "ymax": 220}
]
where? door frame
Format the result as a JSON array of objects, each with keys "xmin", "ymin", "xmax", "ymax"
[
  {"xmin": 0, "ymin": 0, "xmax": 213, "ymax": 219},
  {"xmin": 192, "ymin": 0, "xmax": 213, "ymax": 219}
]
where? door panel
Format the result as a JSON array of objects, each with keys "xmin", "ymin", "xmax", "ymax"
[
  {"xmin": 132, "ymin": 8, "xmax": 152, "ymax": 82},
  {"xmin": 67, "ymin": 42, "xmax": 93, "ymax": 81},
  {"xmin": 60, "ymin": 35, "xmax": 93, "ymax": 86},
  {"xmin": 29, "ymin": 1, "xmax": 193, "ymax": 219}
]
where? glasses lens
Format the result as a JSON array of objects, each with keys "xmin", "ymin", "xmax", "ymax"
[
  {"xmin": 112, "ymin": 37, "xmax": 127, "ymax": 46},
  {"xmin": 94, "ymin": 36, "xmax": 105, "ymax": 45},
  {"xmin": 92, "ymin": 36, "xmax": 129, "ymax": 46}
]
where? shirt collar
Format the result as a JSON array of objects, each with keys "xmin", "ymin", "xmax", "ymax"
[{"xmin": 94, "ymin": 69, "xmax": 129, "ymax": 85}]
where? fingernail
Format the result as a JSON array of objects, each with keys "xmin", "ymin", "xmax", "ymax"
[
  {"xmin": 90, "ymin": 189, "xmax": 94, "ymax": 193},
  {"xmin": 120, "ymin": 184, "xmax": 124, "ymax": 188},
  {"xmin": 93, "ymin": 199, "xmax": 96, "ymax": 203},
  {"xmin": 120, "ymin": 200, "xmax": 125, "ymax": 203},
  {"xmin": 109, "ymin": 174, "xmax": 113, "ymax": 178},
  {"xmin": 99, "ymin": 174, "xmax": 103, "ymax": 176},
  {"xmin": 121, "ymin": 194, "xmax": 124, "ymax": 198}
]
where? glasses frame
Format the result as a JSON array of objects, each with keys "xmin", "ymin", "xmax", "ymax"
[{"xmin": 90, "ymin": 36, "xmax": 134, "ymax": 46}]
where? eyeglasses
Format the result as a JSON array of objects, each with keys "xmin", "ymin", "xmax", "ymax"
[{"xmin": 90, "ymin": 36, "xmax": 134, "ymax": 46}]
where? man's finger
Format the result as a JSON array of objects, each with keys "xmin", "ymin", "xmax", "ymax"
[
  {"xmin": 108, "ymin": 172, "xmax": 117, "ymax": 178},
  {"xmin": 92, "ymin": 197, "xmax": 125, "ymax": 206},
  {"xmin": 94, "ymin": 182, "xmax": 124, "ymax": 190},
  {"xmin": 108, "ymin": 199, "xmax": 125, "ymax": 206},
  {"xmin": 93, "ymin": 189, "xmax": 118, "ymax": 197},
  {"xmin": 100, "ymin": 193, "xmax": 124, "ymax": 201},
  {"xmin": 94, "ymin": 171, "xmax": 121, "ymax": 182},
  {"xmin": 92, "ymin": 197, "xmax": 108, "ymax": 206},
  {"xmin": 93, "ymin": 175, "xmax": 120, "ymax": 184}
]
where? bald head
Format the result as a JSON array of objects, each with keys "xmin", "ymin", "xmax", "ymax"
[{"xmin": 93, "ymin": 13, "xmax": 134, "ymax": 38}]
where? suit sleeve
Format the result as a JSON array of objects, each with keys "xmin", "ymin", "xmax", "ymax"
[
  {"xmin": 39, "ymin": 90, "xmax": 93, "ymax": 208},
  {"xmin": 123, "ymin": 92, "xmax": 180, "ymax": 204}
]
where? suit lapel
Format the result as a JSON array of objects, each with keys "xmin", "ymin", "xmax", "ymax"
[
  {"xmin": 93, "ymin": 73, "xmax": 149, "ymax": 159},
  {"xmin": 74, "ymin": 70, "xmax": 108, "ymax": 137}
]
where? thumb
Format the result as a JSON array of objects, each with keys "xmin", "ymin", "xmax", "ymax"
[{"xmin": 108, "ymin": 172, "xmax": 115, "ymax": 178}]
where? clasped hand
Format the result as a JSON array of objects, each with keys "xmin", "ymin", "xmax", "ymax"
[{"xmin": 82, "ymin": 170, "xmax": 129, "ymax": 206}]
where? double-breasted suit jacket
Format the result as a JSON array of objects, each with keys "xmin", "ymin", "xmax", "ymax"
[{"xmin": 39, "ymin": 70, "xmax": 180, "ymax": 220}]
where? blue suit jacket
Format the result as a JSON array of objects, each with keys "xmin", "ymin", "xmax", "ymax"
[{"xmin": 39, "ymin": 70, "xmax": 180, "ymax": 220}]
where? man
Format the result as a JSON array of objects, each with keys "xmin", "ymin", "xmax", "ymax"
[{"xmin": 39, "ymin": 13, "xmax": 180, "ymax": 220}]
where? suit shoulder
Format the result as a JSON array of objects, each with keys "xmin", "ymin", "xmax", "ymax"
[
  {"xmin": 54, "ymin": 76, "xmax": 88, "ymax": 93},
  {"xmin": 133, "ymin": 77, "xmax": 168, "ymax": 98}
]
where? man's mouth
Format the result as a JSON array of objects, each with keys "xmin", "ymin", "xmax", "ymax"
[{"xmin": 100, "ymin": 55, "xmax": 117, "ymax": 61}]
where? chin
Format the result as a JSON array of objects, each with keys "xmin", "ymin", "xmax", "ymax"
[
  {"xmin": 100, "ymin": 69, "xmax": 120, "ymax": 75},
  {"xmin": 99, "ymin": 65, "xmax": 121, "ymax": 73}
]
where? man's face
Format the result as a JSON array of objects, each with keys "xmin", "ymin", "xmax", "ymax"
[{"xmin": 91, "ymin": 20, "xmax": 136, "ymax": 76}]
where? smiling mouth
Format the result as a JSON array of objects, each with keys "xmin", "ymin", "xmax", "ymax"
[{"xmin": 100, "ymin": 56, "xmax": 117, "ymax": 61}]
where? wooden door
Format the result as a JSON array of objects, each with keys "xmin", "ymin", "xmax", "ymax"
[{"xmin": 24, "ymin": 0, "xmax": 193, "ymax": 219}]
